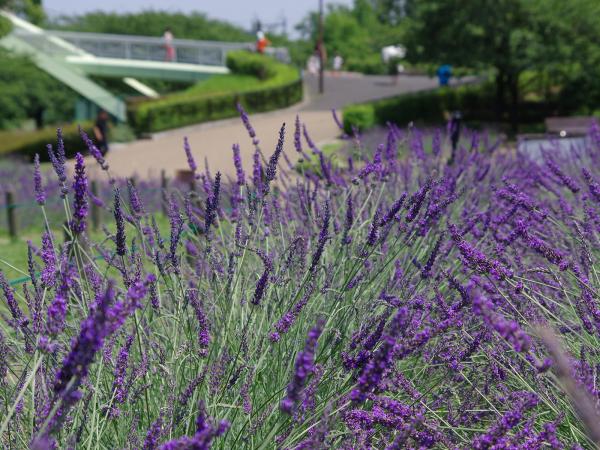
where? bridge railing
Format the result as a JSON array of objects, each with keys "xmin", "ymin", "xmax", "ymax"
[{"xmin": 43, "ymin": 30, "xmax": 290, "ymax": 66}]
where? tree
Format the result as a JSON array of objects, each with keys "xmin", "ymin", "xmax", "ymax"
[
  {"xmin": 402, "ymin": 0, "xmax": 592, "ymax": 129},
  {"xmin": 0, "ymin": 49, "xmax": 77, "ymax": 129},
  {"xmin": 0, "ymin": 0, "xmax": 44, "ymax": 24},
  {"xmin": 49, "ymin": 11, "xmax": 252, "ymax": 42}
]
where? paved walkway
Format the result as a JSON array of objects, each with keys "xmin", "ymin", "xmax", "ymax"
[{"xmin": 82, "ymin": 72, "xmax": 443, "ymax": 181}]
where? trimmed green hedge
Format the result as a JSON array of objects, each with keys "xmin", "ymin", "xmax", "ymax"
[
  {"xmin": 128, "ymin": 79, "xmax": 302, "ymax": 133},
  {"xmin": 343, "ymin": 82, "xmax": 558, "ymax": 131},
  {"xmin": 0, "ymin": 122, "xmax": 93, "ymax": 161},
  {"xmin": 342, "ymin": 104, "xmax": 375, "ymax": 134},
  {"xmin": 128, "ymin": 52, "xmax": 303, "ymax": 134},
  {"xmin": 225, "ymin": 50, "xmax": 277, "ymax": 80}
]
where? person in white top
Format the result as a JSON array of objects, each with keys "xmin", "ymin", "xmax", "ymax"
[
  {"xmin": 332, "ymin": 53, "xmax": 343, "ymax": 76},
  {"xmin": 163, "ymin": 27, "xmax": 175, "ymax": 62}
]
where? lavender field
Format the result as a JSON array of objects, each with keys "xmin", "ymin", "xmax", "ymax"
[{"xmin": 1, "ymin": 109, "xmax": 600, "ymax": 449}]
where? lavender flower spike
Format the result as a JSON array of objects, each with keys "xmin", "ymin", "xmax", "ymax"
[
  {"xmin": 332, "ymin": 108, "xmax": 344, "ymax": 131},
  {"xmin": 113, "ymin": 189, "xmax": 127, "ymax": 256},
  {"xmin": 263, "ymin": 123, "xmax": 286, "ymax": 196},
  {"xmin": 41, "ymin": 230, "xmax": 56, "ymax": 288},
  {"xmin": 184, "ymin": 137, "xmax": 197, "ymax": 175},
  {"xmin": 70, "ymin": 153, "xmax": 88, "ymax": 235},
  {"xmin": 309, "ymin": 201, "xmax": 330, "ymax": 273},
  {"xmin": 281, "ymin": 318, "xmax": 325, "ymax": 414},
  {"xmin": 294, "ymin": 115, "xmax": 303, "ymax": 153},
  {"xmin": 47, "ymin": 143, "xmax": 68, "ymax": 198},
  {"xmin": 232, "ymin": 143, "xmax": 245, "ymax": 186},
  {"xmin": 113, "ymin": 334, "xmax": 134, "ymax": 404},
  {"xmin": 236, "ymin": 102, "xmax": 259, "ymax": 146},
  {"xmin": 80, "ymin": 127, "xmax": 109, "ymax": 171},
  {"xmin": 47, "ymin": 282, "xmax": 123, "ymax": 435},
  {"xmin": 33, "ymin": 154, "xmax": 45, "ymax": 205},
  {"xmin": 251, "ymin": 250, "xmax": 273, "ymax": 306}
]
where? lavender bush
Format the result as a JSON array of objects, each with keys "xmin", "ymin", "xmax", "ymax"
[{"xmin": 1, "ymin": 111, "xmax": 600, "ymax": 449}]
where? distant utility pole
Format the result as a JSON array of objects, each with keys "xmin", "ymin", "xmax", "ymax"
[{"xmin": 318, "ymin": 0, "xmax": 325, "ymax": 93}]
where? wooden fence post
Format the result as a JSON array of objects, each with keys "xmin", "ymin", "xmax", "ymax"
[{"xmin": 5, "ymin": 191, "xmax": 17, "ymax": 240}]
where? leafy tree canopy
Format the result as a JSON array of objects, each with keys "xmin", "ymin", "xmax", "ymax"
[
  {"xmin": 0, "ymin": 49, "xmax": 77, "ymax": 129},
  {"xmin": 48, "ymin": 11, "xmax": 253, "ymax": 42},
  {"xmin": 402, "ymin": 0, "xmax": 600, "ymax": 124}
]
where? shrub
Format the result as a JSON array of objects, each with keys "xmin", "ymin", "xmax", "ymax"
[
  {"xmin": 1, "ymin": 115, "xmax": 599, "ymax": 448},
  {"xmin": 0, "ymin": 122, "xmax": 93, "ymax": 161},
  {"xmin": 0, "ymin": 16, "xmax": 12, "ymax": 38},
  {"xmin": 342, "ymin": 104, "xmax": 375, "ymax": 134},
  {"xmin": 344, "ymin": 82, "xmax": 559, "ymax": 131},
  {"xmin": 344, "ymin": 54, "xmax": 387, "ymax": 75},
  {"xmin": 128, "ymin": 62, "xmax": 302, "ymax": 134},
  {"xmin": 226, "ymin": 50, "xmax": 277, "ymax": 80}
]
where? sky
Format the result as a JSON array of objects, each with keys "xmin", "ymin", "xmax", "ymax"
[{"xmin": 44, "ymin": 0, "xmax": 354, "ymax": 36}]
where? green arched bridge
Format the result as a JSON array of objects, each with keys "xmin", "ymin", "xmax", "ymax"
[{"xmin": 0, "ymin": 11, "xmax": 289, "ymax": 121}]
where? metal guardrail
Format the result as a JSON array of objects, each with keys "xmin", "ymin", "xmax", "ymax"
[{"xmin": 44, "ymin": 30, "xmax": 291, "ymax": 66}]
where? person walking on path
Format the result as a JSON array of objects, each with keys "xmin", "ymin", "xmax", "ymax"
[
  {"xmin": 332, "ymin": 53, "xmax": 343, "ymax": 76},
  {"xmin": 256, "ymin": 30, "xmax": 271, "ymax": 54},
  {"xmin": 437, "ymin": 64, "xmax": 452, "ymax": 86},
  {"xmin": 163, "ymin": 27, "xmax": 175, "ymax": 62},
  {"xmin": 93, "ymin": 110, "xmax": 110, "ymax": 156}
]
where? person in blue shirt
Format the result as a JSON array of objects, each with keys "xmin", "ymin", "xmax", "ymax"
[{"xmin": 437, "ymin": 64, "xmax": 452, "ymax": 86}]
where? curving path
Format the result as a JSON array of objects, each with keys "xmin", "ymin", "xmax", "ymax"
[{"xmin": 82, "ymin": 72, "xmax": 446, "ymax": 181}]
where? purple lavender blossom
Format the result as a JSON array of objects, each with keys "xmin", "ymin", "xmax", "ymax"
[
  {"xmin": 367, "ymin": 208, "xmax": 381, "ymax": 246},
  {"xmin": 281, "ymin": 318, "xmax": 324, "ymax": 414},
  {"xmin": 331, "ymin": 109, "xmax": 344, "ymax": 131},
  {"xmin": 204, "ymin": 171, "xmax": 221, "ymax": 234},
  {"xmin": 471, "ymin": 392, "xmax": 538, "ymax": 449},
  {"xmin": 582, "ymin": 168, "xmax": 600, "ymax": 203},
  {"xmin": 545, "ymin": 157, "xmax": 580, "ymax": 193},
  {"xmin": 294, "ymin": 115, "xmax": 303, "ymax": 153},
  {"xmin": 167, "ymin": 195, "xmax": 184, "ymax": 271},
  {"xmin": 303, "ymin": 123, "xmax": 320, "ymax": 154},
  {"xmin": 263, "ymin": 123, "xmax": 285, "ymax": 196},
  {"xmin": 236, "ymin": 103, "xmax": 259, "ymax": 146},
  {"xmin": 46, "ymin": 272, "xmax": 69, "ymax": 336},
  {"xmin": 342, "ymin": 194, "xmax": 354, "ymax": 245},
  {"xmin": 421, "ymin": 233, "xmax": 444, "ymax": 279},
  {"xmin": 472, "ymin": 290, "xmax": 531, "ymax": 352},
  {"xmin": 159, "ymin": 402, "xmax": 229, "ymax": 450},
  {"xmin": 350, "ymin": 308, "xmax": 408, "ymax": 403},
  {"xmin": 232, "ymin": 143, "xmax": 245, "ymax": 186},
  {"xmin": 80, "ymin": 127, "xmax": 109, "ymax": 171},
  {"xmin": 189, "ymin": 290, "xmax": 211, "ymax": 356},
  {"xmin": 47, "ymin": 143, "xmax": 68, "ymax": 198},
  {"xmin": 1, "ymin": 270, "xmax": 28, "ymax": 330},
  {"xmin": 251, "ymin": 251, "xmax": 272, "ymax": 306},
  {"xmin": 113, "ymin": 334, "xmax": 134, "ymax": 404},
  {"xmin": 183, "ymin": 137, "xmax": 197, "ymax": 175},
  {"xmin": 48, "ymin": 282, "xmax": 125, "ymax": 435},
  {"xmin": 309, "ymin": 201, "xmax": 330, "ymax": 273},
  {"xmin": 380, "ymin": 193, "xmax": 407, "ymax": 227},
  {"xmin": 70, "ymin": 153, "xmax": 88, "ymax": 235},
  {"xmin": 406, "ymin": 179, "xmax": 432, "ymax": 222},
  {"xmin": 33, "ymin": 154, "xmax": 45, "ymax": 205},
  {"xmin": 143, "ymin": 416, "xmax": 163, "ymax": 450},
  {"xmin": 127, "ymin": 180, "xmax": 145, "ymax": 217},
  {"xmin": 252, "ymin": 149, "xmax": 263, "ymax": 194},
  {"xmin": 113, "ymin": 189, "xmax": 127, "ymax": 256},
  {"xmin": 449, "ymin": 223, "xmax": 513, "ymax": 280},
  {"xmin": 270, "ymin": 284, "xmax": 315, "ymax": 342}
]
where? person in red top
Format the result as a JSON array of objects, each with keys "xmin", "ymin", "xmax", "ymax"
[
  {"xmin": 163, "ymin": 27, "xmax": 175, "ymax": 62},
  {"xmin": 256, "ymin": 30, "xmax": 271, "ymax": 54}
]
